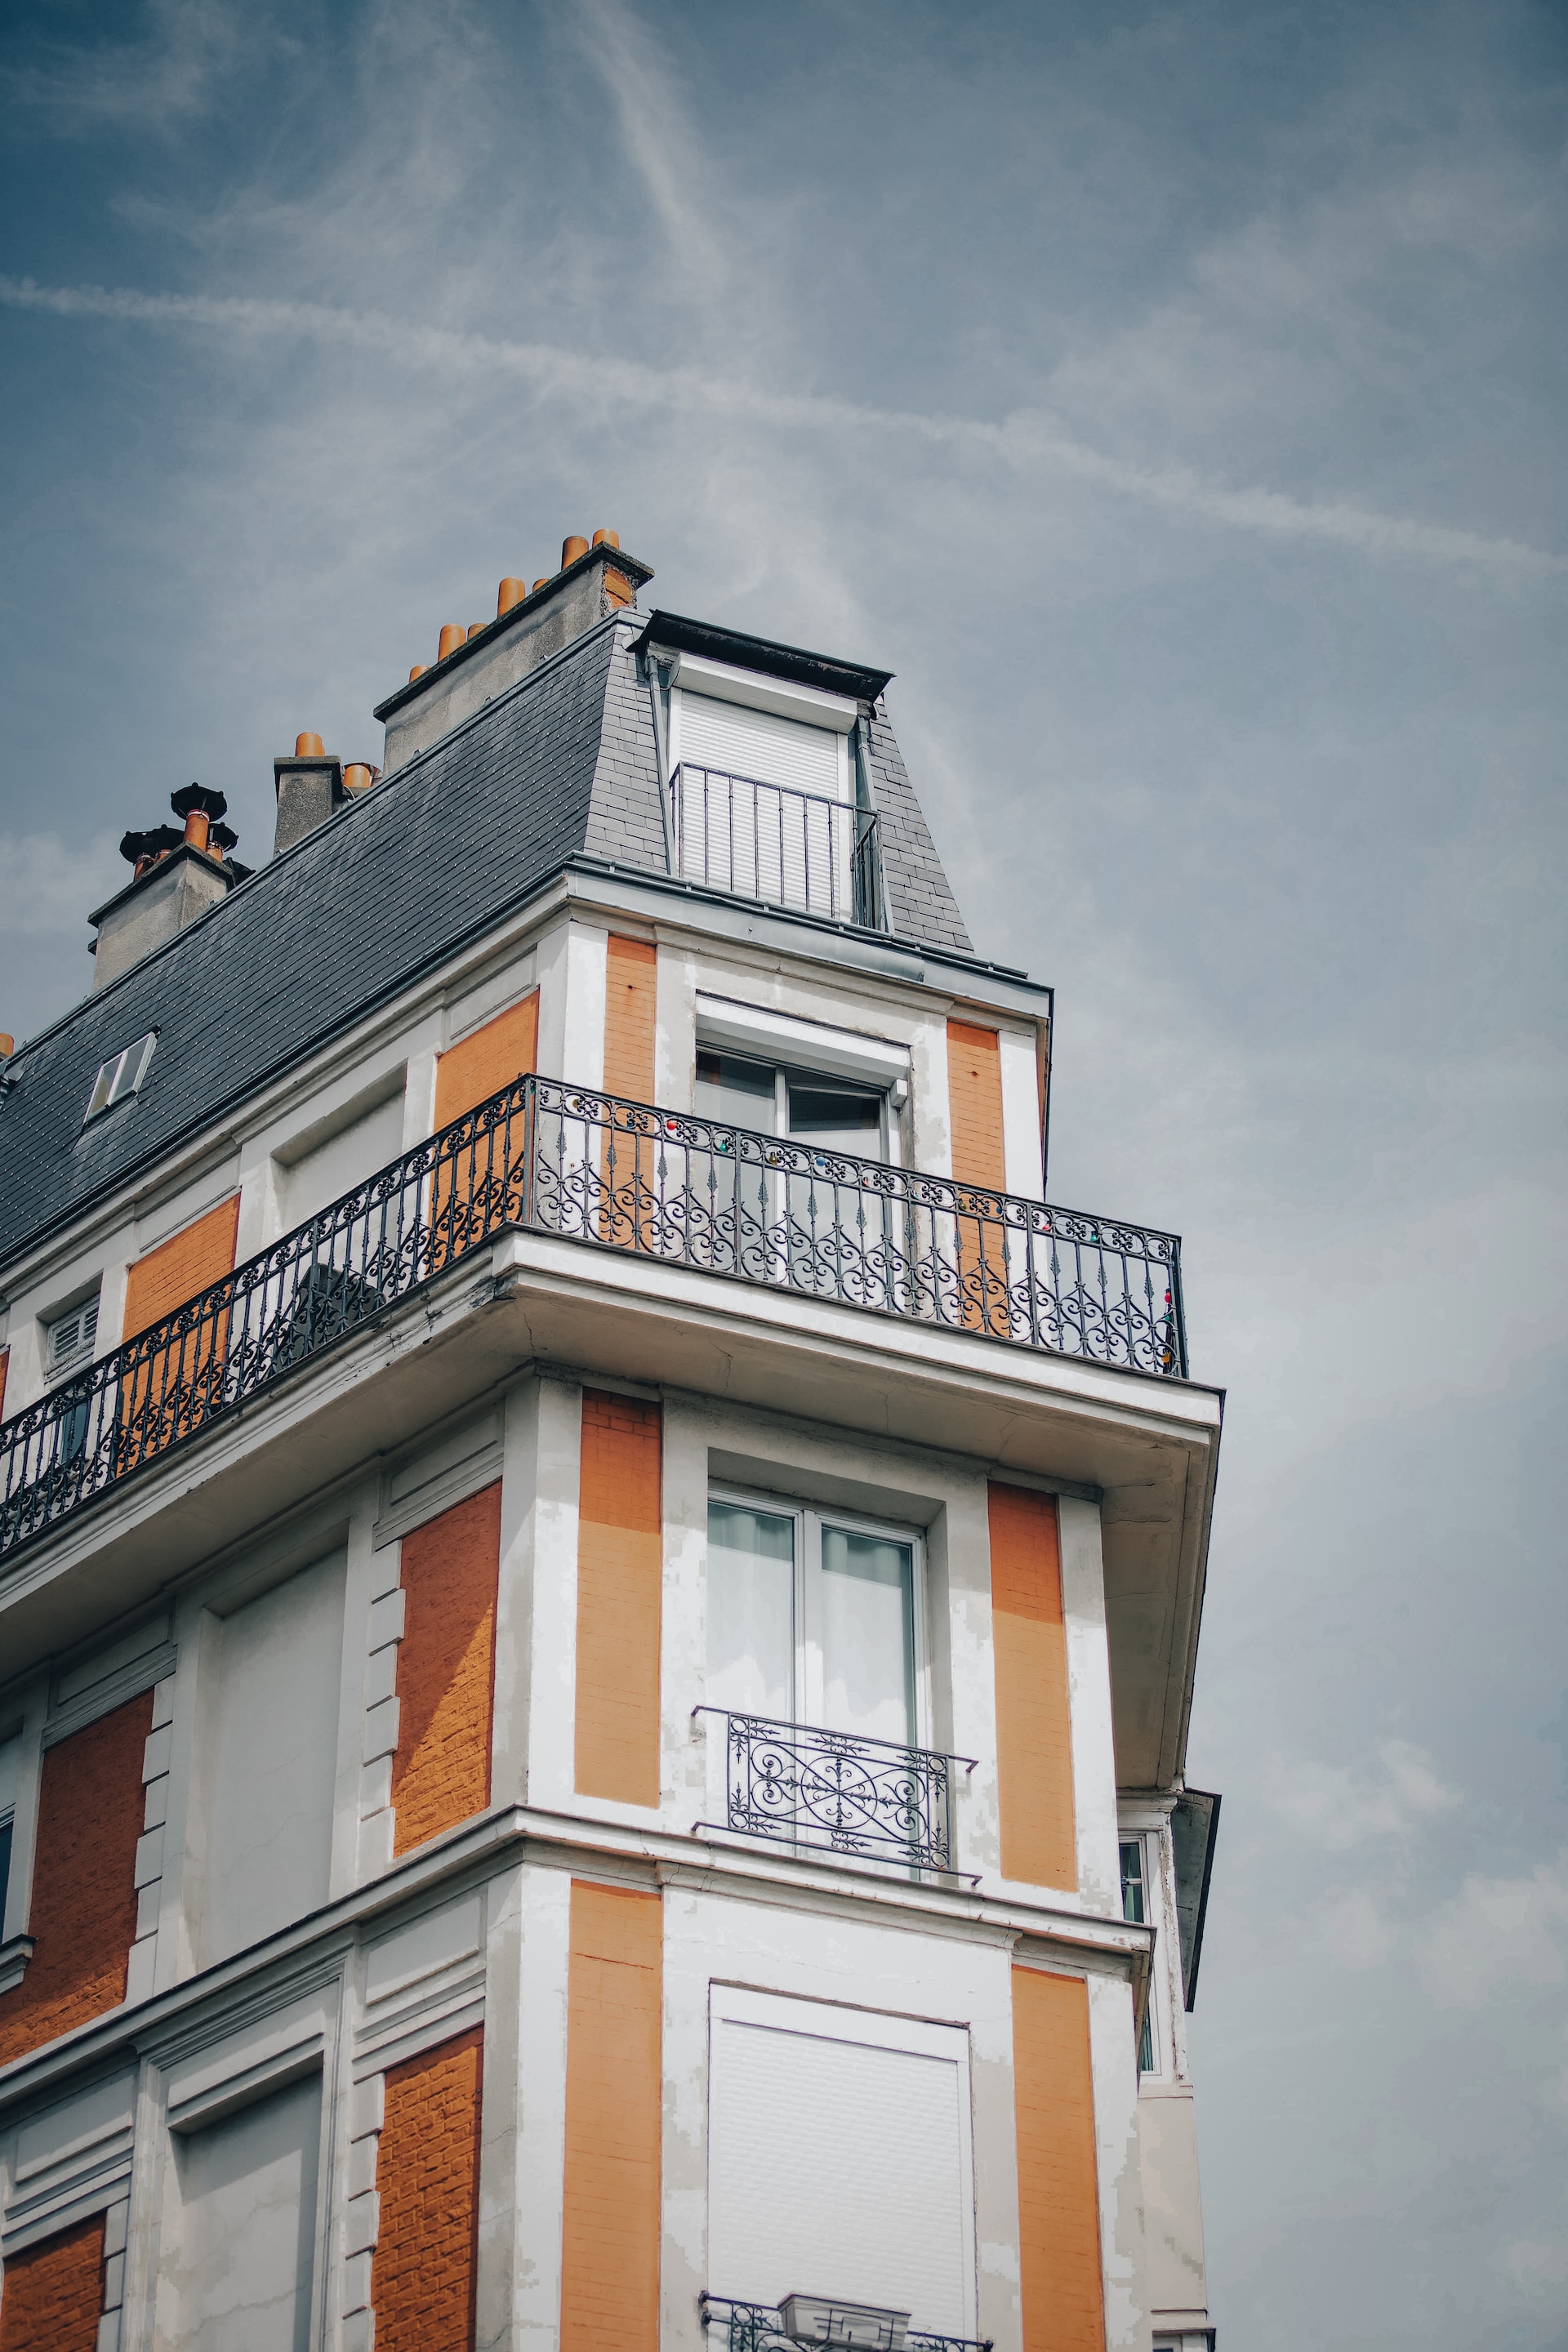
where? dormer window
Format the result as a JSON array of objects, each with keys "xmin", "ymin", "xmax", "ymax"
[
  {"xmin": 85, "ymin": 1031, "xmax": 157, "ymax": 1123},
  {"xmin": 666, "ymin": 654, "xmax": 882, "ymax": 925}
]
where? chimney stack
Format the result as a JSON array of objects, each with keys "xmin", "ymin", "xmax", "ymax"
[
  {"xmin": 274, "ymin": 732, "xmax": 345, "ymax": 854},
  {"xmin": 90, "ymin": 786, "xmax": 247, "ymax": 990},
  {"xmin": 375, "ymin": 533, "xmax": 653, "ymax": 778}
]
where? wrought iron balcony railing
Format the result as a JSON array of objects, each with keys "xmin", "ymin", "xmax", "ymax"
[
  {"xmin": 694, "ymin": 1708, "xmax": 974, "ymax": 1878},
  {"xmin": 702, "ymin": 2295, "xmax": 991, "ymax": 2352},
  {"xmin": 0, "ymin": 1073, "xmax": 1187, "ymax": 1563},
  {"xmin": 670, "ymin": 762, "xmax": 886, "ymax": 930}
]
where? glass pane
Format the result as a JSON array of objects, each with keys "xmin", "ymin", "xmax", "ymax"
[
  {"xmin": 1120, "ymin": 1839, "xmax": 1146, "ymax": 1924},
  {"xmin": 786, "ymin": 1080, "xmax": 882, "ymax": 1156},
  {"xmin": 708, "ymin": 1501, "xmax": 795, "ymax": 1717},
  {"xmin": 819, "ymin": 1524, "xmax": 915, "ymax": 1743},
  {"xmin": 696, "ymin": 1052, "xmax": 777, "ymax": 1133}
]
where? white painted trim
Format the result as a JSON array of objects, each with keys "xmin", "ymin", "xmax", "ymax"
[
  {"xmin": 43, "ymin": 1643, "xmax": 177, "ymax": 1749},
  {"xmin": 372, "ymin": 1441, "xmax": 504, "ymax": 1549},
  {"xmin": 669, "ymin": 653, "xmax": 858, "ymax": 733},
  {"xmin": 695, "ymin": 993, "xmax": 911, "ymax": 1086}
]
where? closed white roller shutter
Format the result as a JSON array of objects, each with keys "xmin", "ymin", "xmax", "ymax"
[
  {"xmin": 678, "ymin": 693, "xmax": 844, "ymax": 800},
  {"xmin": 708, "ymin": 1990, "xmax": 974, "ymax": 2338}
]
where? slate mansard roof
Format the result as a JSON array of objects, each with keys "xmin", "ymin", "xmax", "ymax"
[{"xmin": 0, "ymin": 605, "xmax": 977, "ymax": 1273}]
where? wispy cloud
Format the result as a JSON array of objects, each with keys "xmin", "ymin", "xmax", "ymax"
[
  {"xmin": 1267, "ymin": 1738, "xmax": 1460, "ymax": 1851},
  {"xmin": 1, "ymin": 273, "xmax": 1557, "ymax": 584},
  {"xmin": 1, "ymin": 0, "xmax": 249, "ymax": 133}
]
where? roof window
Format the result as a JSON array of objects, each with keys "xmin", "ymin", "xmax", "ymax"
[{"xmin": 85, "ymin": 1031, "xmax": 157, "ymax": 1123}]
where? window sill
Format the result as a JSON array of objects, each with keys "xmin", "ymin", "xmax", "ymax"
[{"xmin": 0, "ymin": 1934, "xmax": 36, "ymax": 1998}]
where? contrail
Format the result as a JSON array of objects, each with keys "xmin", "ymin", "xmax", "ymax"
[{"xmin": 1, "ymin": 274, "xmax": 1557, "ymax": 583}]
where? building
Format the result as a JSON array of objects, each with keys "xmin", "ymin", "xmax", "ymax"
[{"xmin": 0, "ymin": 534, "xmax": 1223, "ymax": 2352}]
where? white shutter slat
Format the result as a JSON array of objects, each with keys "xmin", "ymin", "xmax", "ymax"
[
  {"xmin": 679, "ymin": 694, "xmax": 844, "ymax": 800},
  {"xmin": 708, "ymin": 2016, "xmax": 970, "ymax": 2335}
]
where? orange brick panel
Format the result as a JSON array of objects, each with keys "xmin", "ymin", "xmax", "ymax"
[
  {"xmin": 1012, "ymin": 1966, "xmax": 1107, "ymax": 2352},
  {"xmin": 574, "ymin": 1392, "xmax": 662, "ymax": 1806},
  {"xmin": 0, "ymin": 2213, "xmax": 105, "ymax": 2352},
  {"xmin": 0, "ymin": 1691, "xmax": 150, "ymax": 2065},
  {"xmin": 560, "ymin": 1882, "xmax": 662, "ymax": 2352},
  {"xmin": 434, "ymin": 995, "xmax": 539, "ymax": 1129},
  {"xmin": 120, "ymin": 1195, "xmax": 241, "ymax": 1458},
  {"xmin": 989, "ymin": 1485, "xmax": 1077, "ymax": 1890},
  {"xmin": 120, "ymin": 1194, "xmax": 240, "ymax": 1341},
  {"xmin": 603, "ymin": 936, "xmax": 657, "ymax": 1103},
  {"xmin": 947, "ymin": 1018, "xmax": 1006, "ymax": 1191},
  {"xmin": 392, "ymin": 1482, "xmax": 501, "ymax": 1857},
  {"xmin": 372, "ymin": 2025, "xmax": 483, "ymax": 2352},
  {"xmin": 0, "ymin": 1348, "xmax": 8, "ymax": 1419}
]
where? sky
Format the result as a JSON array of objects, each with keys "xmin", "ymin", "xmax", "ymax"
[{"xmin": 1, "ymin": 0, "xmax": 1565, "ymax": 2342}]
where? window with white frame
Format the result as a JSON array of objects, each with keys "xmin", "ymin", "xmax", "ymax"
[
  {"xmin": 1120, "ymin": 1835, "xmax": 1159, "ymax": 2074},
  {"xmin": 0, "ymin": 1731, "xmax": 20, "ymax": 1933},
  {"xmin": 84, "ymin": 1031, "xmax": 157, "ymax": 1122},
  {"xmin": 43, "ymin": 1290, "xmax": 100, "ymax": 1377},
  {"xmin": 707, "ymin": 1490, "xmax": 925, "ymax": 1748}
]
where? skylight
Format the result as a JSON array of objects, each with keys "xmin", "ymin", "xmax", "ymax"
[{"xmin": 85, "ymin": 1031, "xmax": 157, "ymax": 1123}]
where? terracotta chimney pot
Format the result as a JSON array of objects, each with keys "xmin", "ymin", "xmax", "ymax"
[
  {"xmin": 343, "ymin": 763, "xmax": 373, "ymax": 793},
  {"xmin": 591, "ymin": 528, "xmax": 621, "ymax": 550},
  {"xmin": 0, "ymin": 1035, "xmax": 13, "ymax": 1060},
  {"xmin": 466, "ymin": 621, "xmax": 486, "ymax": 640},
  {"xmin": 409, "ymin": 665, "xmax": 427, "ymax": 682},
  {"xmin": 438, "ymin": 622, "xmax": 465, "ymax": 661},
  {"xmin": 497, "ymin": 577, "xmax": 526, "ymax": 617},
  {"xmin": 561, "ymin": 535, "xmax": 590, "ymax": 568},
  {"xmin": 296, "ymin": 732, "xmax": 325, "ymax": 758},
  {"xmin": 532, "ymin": 578, "xmax": 550, "ymax": 594}
]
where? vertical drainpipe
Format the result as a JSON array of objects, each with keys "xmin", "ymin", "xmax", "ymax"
[{"xmin": 645, "ymin": 653, "xmax": 675, "ymax": 871}]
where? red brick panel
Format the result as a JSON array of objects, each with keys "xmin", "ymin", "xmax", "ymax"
[
  {"xmin": 574, "ymin": 1392, "xmax": 662, "ymax": 1806},
  {"xmin": 559, "ymin": 1882, "xmax": 662, "ymax": 2352},
  {"xmin": 391, "ymin": 1482, "xmax": 501, "ymax": 1857},
  {"xmin": 0, "ymin": 1692, "xmax": 151, "ymax": 2068},
  {"xmin": 372, "ymin": 2027, "xmax": 483, "ymax": 2352},
  {"xmin": 1012, "ymin": 1966, "xmax": 1107, "ymax": 2352},
  {"xmin": 0, "ymin": 2214, "xmax": 105, "ymax": 2352}
]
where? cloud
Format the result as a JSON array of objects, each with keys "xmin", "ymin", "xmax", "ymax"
[
  {"xmin": 1420, "ymin": 1851, "xmax": 1568, "ymax": 2010},
  {"xmin": 0, "ymin": 832, "xmax": 122, "ymax": 942},
  {"xmin": 1268, "ymin": 1738, "xmax": 1461, "ymax": 1852},
  {"xmin": 1, "ymin": 0, "xmax": 249, "ymax": 132},
  {"xmin": 1503, "ymin": 2239, "xmax": 1568, "ymax": 2296},
  {"xmin": 0, "ymin": 274, "xmax": 1557, "ymax": 585},
  {"xmin": 1320, "ymin": 1886, "xmax": 1400, "ymax": 1971}
]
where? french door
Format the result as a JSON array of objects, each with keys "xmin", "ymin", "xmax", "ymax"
[{"xmin": 706, "ymin": 1490, "xmax": 924, "ymax": 1747}]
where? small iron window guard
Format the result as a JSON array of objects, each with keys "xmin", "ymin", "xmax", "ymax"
[
  {"xmin": 670, "ymin": 763, "xmax": 886, "ymax": 931},
  {"xmin": 0, "ymin": 1074, "xmax": 1186, "ymax": 1564},
  {"xmin": 693, "ymin": 1708, "xmax": 977, "ymax": 1880},
  {"xmin": 701, "ymin": 2294, "xmax": 992, "ymax": 2352}
]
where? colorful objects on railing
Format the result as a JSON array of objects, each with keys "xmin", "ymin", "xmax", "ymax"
[
  {"xmin": 0, "ymin": 1076, "xmax": 1186, "ymax": 1561},
  {"xmin": 693, "ymin": 1708, "xmax": 975, "ymax": 1878}
]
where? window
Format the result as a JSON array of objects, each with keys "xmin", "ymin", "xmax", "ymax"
[
  {"xmin": 85, "ymin": 1031, "xmax": 156, "ymax": 1122},
  {"xmin": 667, "ymin": 657, "xmax": 864, "ymax": 919},
  {"xmin": 707, "ymin": 1492, "xmax": 923, "ymax": 1747},
  {"xmin": 1120, "ymin": 1837, "xmax": 1157, "ymax": 2074},
  {"xmin": 45, "ymin": 1292, "xmax": 99, "ymax": 1375},
  {"xmin": 696, "ymin": 1050, "xmax": 893, "ymax": 1159},
  {"xmin": 0, "ymin": 1731, "xmax": 18, "ymax": 1933}
]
